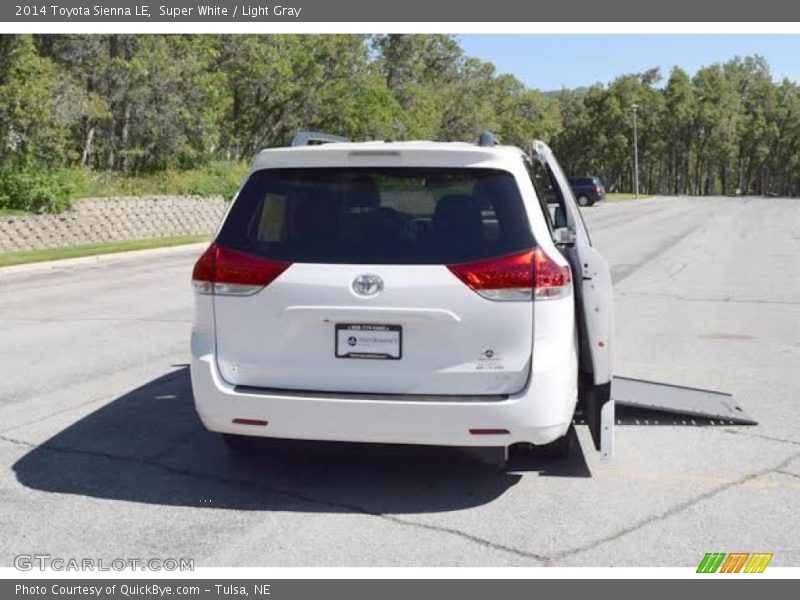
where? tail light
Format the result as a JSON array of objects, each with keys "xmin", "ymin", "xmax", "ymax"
[
  {"xmin": 532, "ymin": 247, "xmax": 573, "ymax": 300},
  {"xmin": 192, "ymin": 244, "xmax": 291, "ymax": 296},
  {"xmin": 447, "ymin": 247, "xmax": 571, "ymax": 301}
]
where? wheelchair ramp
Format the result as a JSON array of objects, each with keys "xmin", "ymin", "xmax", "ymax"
[{"xmin": 611, "ymin": 376, "xmax": 757, "ymax": 425}]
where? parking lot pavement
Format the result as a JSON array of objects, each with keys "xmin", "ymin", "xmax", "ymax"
[{"xmin": 1, "ymin": 196, "xmax": 798, "ymax": 567}]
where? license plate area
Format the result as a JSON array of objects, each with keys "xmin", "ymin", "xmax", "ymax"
[{"xmin": 335, "ymin": 324, "xmax": 402, "ymax": 360}]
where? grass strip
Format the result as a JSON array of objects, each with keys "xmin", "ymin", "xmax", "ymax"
[
  {"xmin": 605, "ymin": 193, "xmax": 653, "ymax": 202},
  {"xmin": 0, "ymin": 234, "xmax": 210, "ymax": 268}
]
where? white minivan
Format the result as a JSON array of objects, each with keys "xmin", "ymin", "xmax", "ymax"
[{"xmin": 190, "ymin": 133, "xmax": 614, "ymax": 464}]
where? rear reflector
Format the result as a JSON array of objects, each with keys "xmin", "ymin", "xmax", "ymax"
[
  {"xmin": 447, "ymin": 247, "xmax": 571, "ymax": 301},
  {"xmin": 232, "ymin": 418, "xmax": 268, "ymax": 427},
  {"xmin": 469, "ymin": 428, "xmax": 510, "ymax": 435},
  {"xmin": 192, "ymin": 244, "xmax": 291, "ymax": 296}
]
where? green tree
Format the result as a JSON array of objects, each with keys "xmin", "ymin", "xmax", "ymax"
[
  {"xmin": 2, "ymin": 35, "xmax": 800, "ymax": 200},
  {"xmin": 0, "ymin": 35, "xmax": 77, "ymax": 165}
]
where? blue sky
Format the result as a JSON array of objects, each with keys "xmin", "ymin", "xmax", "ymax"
[{"xmin": 458, "ymin": 35, "xmax": 800, "ymax": 91}]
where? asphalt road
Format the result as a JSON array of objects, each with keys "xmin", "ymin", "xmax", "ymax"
[{"xmin": 1, "ymin": 196, "xmax": 798, "ymax": 568}]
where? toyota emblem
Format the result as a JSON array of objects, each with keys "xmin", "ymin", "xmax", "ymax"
[{"xmin": 352, "ymin": 274, "xmax": 384, "ymax": 297}]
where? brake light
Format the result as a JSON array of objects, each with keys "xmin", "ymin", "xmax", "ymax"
[
  {"xmin": 191, "ymin": 245, "xmax": 216, "ymax": 295},
  {"xmin": 191, "ymin": 244, "xmax": 291, "ymax": 296},
  {"xmin": 447, "ymin": 248, "xmax": 571, "ymax": 301},
  {"xmin": 532, "ymin": 247, "xmax": 572, "ymax": 300}
]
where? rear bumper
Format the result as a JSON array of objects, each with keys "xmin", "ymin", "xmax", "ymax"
[
  {"xmin": 586, "ymin": 192, "xmax": 604, "ymax": 204},
  {"xmin": 190, "ymin": 347, "xmax": 578, "ymax": 447}
]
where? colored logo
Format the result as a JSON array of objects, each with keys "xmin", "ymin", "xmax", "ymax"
[{"xmin": 697, "ymin": 552, "xmax": 773, "ymax": 573}]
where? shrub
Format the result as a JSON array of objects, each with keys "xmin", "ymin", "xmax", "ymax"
[
  {"xmin": 166, "ymin": 161, "xmax": 249, "ymax": 198},
  {"xmin": 69, "ymin": 161, "xmax": 249, "ymax": 200},
  {"xmin": 0, "ymin": 161, "xmax": 249, "ymax": 213},
  {"xmin": 0, "ymin": 165, "xmax": 76, "ymax": 213}
]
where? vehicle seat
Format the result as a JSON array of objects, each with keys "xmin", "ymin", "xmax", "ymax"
[
  {"xmin": 341, "ymin": 176, "xmax": 411, "ymax": 252},
  {"xmin": 432, "ymin": 194, "xmax": 483, "ymax": 259},
  {"xmin": 291, "ymin": 189, "xmax": 340, "ymax": 239},
  {"xmin": 345, "ymin": 177, "xmax": 381, "ymax": 212}
]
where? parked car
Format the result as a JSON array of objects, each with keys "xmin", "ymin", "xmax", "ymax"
[
  {"xmin": 190, "ymin": 132, "xmax": 614, "ymax": 465},
  {"xmin": 568, "ymin": 176, "xmax": 606, "ymax": 206}
]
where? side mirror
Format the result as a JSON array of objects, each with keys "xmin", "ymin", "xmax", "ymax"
[{"xmin": 553, "ymin": 227, "xmax": 576, "ymax": 245}]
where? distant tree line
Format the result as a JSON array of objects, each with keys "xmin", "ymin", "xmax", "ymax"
[
  {"xmin": 552, "ymin": 58, "xmax": 800, "ymax": 196},
  {"xmin": 0, "ymin": 34, "xmax": 798, "ymax": 200}
]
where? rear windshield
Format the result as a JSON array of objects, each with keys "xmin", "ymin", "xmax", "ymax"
[{"xmin": 216, "ymin": 167, "xmax": 535, "ymax": 264}]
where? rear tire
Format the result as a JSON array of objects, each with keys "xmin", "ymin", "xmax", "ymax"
[
  {"xmin": 463, "ymin": 446, "xmax": 508, "ymax": 469},
  {"xmin": 222, "ymin": 433, "xmax": 253, "ymax": 453},
  {"xmin": 530, "ymin": 425, "xmax": 575, "ymax": 458},
  {"xmin": 576, "ymin": 195, "xmax": 591, "ymax": 207}
]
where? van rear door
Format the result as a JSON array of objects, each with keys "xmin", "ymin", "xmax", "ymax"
[{"xmin": 204, "ymin": 166, "xmax": 539, "ymax": 396}]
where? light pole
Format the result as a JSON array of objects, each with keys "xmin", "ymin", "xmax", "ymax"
[{"xmin": 631, "ymin": 103, "xmax": 640, "ymax": 199}]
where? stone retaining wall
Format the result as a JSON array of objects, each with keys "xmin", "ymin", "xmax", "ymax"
[{"xmin": 0, "ymin": 196, "xmax": 228, "ymax": 253}]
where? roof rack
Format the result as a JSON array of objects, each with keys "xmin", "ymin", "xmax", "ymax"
[
  {"xmin": 290, "ymin": 131, "xmax": 350, "ymax": 147},
  {"xmin": 478, "ymin": 131, "xmax": 499, "ymax": 147}
]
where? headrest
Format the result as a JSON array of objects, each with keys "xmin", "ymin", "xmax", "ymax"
[
  {"xmin": 434, "ymin": 194, "xmax": 482, "ymax": 238},
  {"xmin": 472, "ymin": 176, "xmax": 516, "ymax": 204},
  {"xmin": 346, "ymin": 177, "xmax": 381, "ymax": 210},
  {"xmin": 291, "ymin": 188, "xmax": 340, "ymax": 235},
  {"xmin": 435, "ymin": 194, "xmax": 478, "ymax": 218}
]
